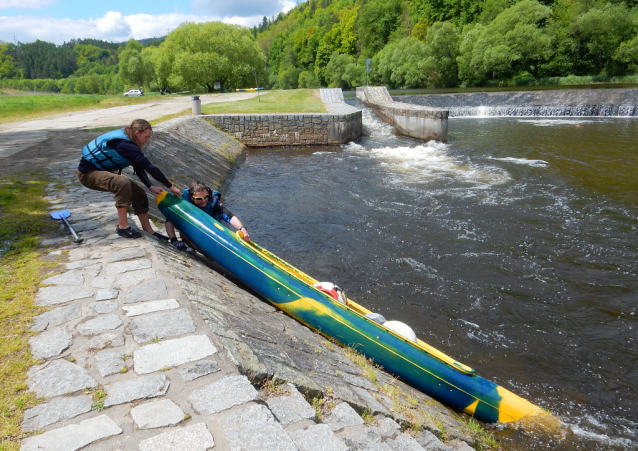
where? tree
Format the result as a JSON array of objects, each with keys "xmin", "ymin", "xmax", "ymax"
[
  {"xmin": 158, "ymin": 22, "xmax": 267, "ymax": 92},
  {"xmin": 118, "ymin": 40, "xmax": 155, "ymax": 89},
  {"xmin": 456, "ymin": 0, "xmax": 553, "ymax": 84},
  {"xmin": 325, "ymin": 52, "xmax": 365, "ymax": 89},
  {"xmin": 571, "ymin": 3, "xmax": 636, "ymax": 75},
  {"xmin": 0, "ymin": 43, "xmax": 17, "ymax": 79},
  {"xmin": 356, "ymin": 0, "xmax": 404, "ymax": 57}
]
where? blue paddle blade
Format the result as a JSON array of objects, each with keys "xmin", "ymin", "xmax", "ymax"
[{"xmin": 50, "ymin": 209, "xmax": 71, "ymax": 220}]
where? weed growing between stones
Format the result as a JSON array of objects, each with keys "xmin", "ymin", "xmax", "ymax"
[
  {"xmin": 455, "ymin": 415, "xmax": 499, "ymax": 449},
  {"xmin": 90, "ymin": 386, "xmax": 107, "ymax": 412},
  {"xmin": 0, "ymin": 175, "xmax": 59, "ymax": 450},
  {"xmin": 259, "ymin": 379, "xmax": 286, "ymax": 398},
  {"xmin": 342, "ymin": 346, "xmax": 379, "ymax": 384},
  {"xmin": 362, "ymin": 408, "xmax": 374, "ymax": 424}
]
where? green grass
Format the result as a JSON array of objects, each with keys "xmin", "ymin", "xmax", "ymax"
[
  {"xmin": 0, "ymin": 175, "xmax": 59, "ymax": 450},
  {"xmin": 201, "ymin": 89, "xmax": 326, "ymax": 114},
  {"xmin": 0, "ymin": 92, "xmax": 182, "ymax": 125}
]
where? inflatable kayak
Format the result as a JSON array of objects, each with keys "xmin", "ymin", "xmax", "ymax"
[{"xmin": 157, "ymin": 192, "xmax": 556, "ymax": 425}]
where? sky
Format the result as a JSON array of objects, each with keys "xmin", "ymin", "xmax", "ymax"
[{"xmin": 0, "ymin": 0, "xmax": 297, "ymax": 45}]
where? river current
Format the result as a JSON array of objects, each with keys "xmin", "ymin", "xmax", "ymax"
[{"xmin": 224, "ymin": 104, "xmax": 637, "ymax": 450}]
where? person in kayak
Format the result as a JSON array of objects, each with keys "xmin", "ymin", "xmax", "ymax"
[
  {"xmin": 165, "ymin": 181, "xmax": 250, "ymax": 250},
  {"xmin": 77, "ymin": 119, "xmax": 181, "ymax": 239}
]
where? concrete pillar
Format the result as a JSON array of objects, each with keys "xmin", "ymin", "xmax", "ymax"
[{"xmin": 191, "ymin": 96, "xmax": 202, "ymax": 115}]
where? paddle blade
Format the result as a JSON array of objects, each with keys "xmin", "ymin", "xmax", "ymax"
[{"xmin": 50, "ymin": 209, "xmax": 71, "ymax": 220}]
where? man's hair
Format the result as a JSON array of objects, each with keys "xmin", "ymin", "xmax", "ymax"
[
  {"xmin": 123, "ymin": 119, "xmax": 152, "ymax": 146},
  {"xmin": 189, "ymin": 181, "xmax": 212, "ymax": 200}
]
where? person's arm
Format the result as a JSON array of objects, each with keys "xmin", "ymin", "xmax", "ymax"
[
  {"xmin": 112, "ymin": 140, "xmax": 180, "ymax": 195},
  {"xmin": 213, "ymin": 200, "xmax": 250, "ymax": 241},
  {"xmin": 230, "ymin": 216, "xmax": 250, "ymax": 241}
]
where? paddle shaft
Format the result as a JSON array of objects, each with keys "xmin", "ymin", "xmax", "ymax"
[{"xmin": 60, "ymin": 216, "xmax": 83, "ymax": 243}]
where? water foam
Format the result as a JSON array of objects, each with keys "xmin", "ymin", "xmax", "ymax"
[
  {"xmin": 490, "ymin": 157, "xmax": 550, "ymax": 168},
  {"xmin": 517, "ymin": 119, "xmax": 598, "ymax": 126},
  {"xmin": 345, "ymin": 141, "xmax": 511, "ymax": 187}
]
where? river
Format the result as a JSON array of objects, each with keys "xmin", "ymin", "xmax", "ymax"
[{"xmin": 224, "ymin": 104, "xmax": 637, "ymax": 450}]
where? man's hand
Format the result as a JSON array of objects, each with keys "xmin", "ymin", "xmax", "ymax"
[
  {"xmin": 169, "ymin": 186, "xmax": 181, "ymax": 196},
  {"xmin": 150, "ymin": 186, "xmax": 164, "ymax": 195}
]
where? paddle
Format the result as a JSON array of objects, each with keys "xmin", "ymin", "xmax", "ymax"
[{"xmin": 50, "ymin": 209, "xmax": 83, "ymax": 243}]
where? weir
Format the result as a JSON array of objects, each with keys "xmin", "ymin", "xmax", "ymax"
[
  {"xmin": 394, "ymin": 88, "xmax": 638, "ymax": 117},
  {"xmin": 356, "ymin": 86, "xmax": 449, "ymax": 141}
]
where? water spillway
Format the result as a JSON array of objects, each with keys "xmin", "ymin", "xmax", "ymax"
[{"xmin": 394, "ymin": 88, "xmax": 638, "ymax": 117}]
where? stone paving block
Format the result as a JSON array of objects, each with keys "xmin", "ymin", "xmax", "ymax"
[
  {"xmin": 104, "ymin": 374, "xmax": 170, "ymax": 407},
  {"xmin": 36, "ymin": 286, "xmax": 93, "ymax": 306},
  {"xmin": 66, "ymin": 259, "xmax": 101, "ymax": 269},
  {"xmin": 123, "ymin": 299, "xmax": 179, "ymax": 317},
  {"xmin": 341, "ymin": 428, "xmax": 387, "ymax": 450},
  {"xmin": 415, "ymin": 431, "xmax": 448, "ymax": 451},
  {"xmin": 124, "ymin": 279, "xmax": 168, "ymax": 303},
  {"xmin": 129, "ymin": 309, "xmax": 195, "ymax": 343},
  {"xmin": 105, "ymin": 258, "xmax": 152, "ymax": 276},
  {"xmin": 29, "ymin": 327, "xmax": 73, "ymax": 359},
  {"xmin": 72, "ymin": 220, "xmax": 103, "ymax": 232},
  {"xmin": 117, "ymin": 268, "xmax": 156, "ymax": 288},
  {"xmin": 88, "ymin": 300, "xmax": 118, "ymax": 316},
  {"xmin": 28, "ymin": 359, "xmax": 97, "ymax": 398},
  {"xmin": 41, "ymin": 269, "xmax": 84, "ymax": 286},
  {"xmin": 138, "ymin": 422, "xmax": 214, "ymax": 451},
  {"xmin": 289, "ymin": 424, "xmax": 348, "ymax": 451},
  {"xmin": 95, "ymin": 350, "xmax": 126, "ymax": 377},
  {"xmin": 350, "ymin": 386, "xmax": 391, "ymax": 416},
  {"xmin": 324, "ymin": 402, "xmax": 365, "ymax": 431},
  {"xmin": 130, "ymin": 399, "xmax": 185, "ymax": 429},
  {"xmin": 371, "ymin": 415, "xmax": 401, "ymax": 440},
  {"xmin": 266, "ymin": 383, "xmax": 317, "ymax": 427},
  {"xmin": 178, "ymin": 360, "xmax": 220, "ymax": 381},
  {"xmin": 223, "ymin": 403, "xmax": 297, "ymax": 451},
  {"xmin": 90, "ymin": 276, "xmax": 116, "ymax": 289},
  {"xmin": 96, "ymin": 288, "xmax": 119, "ymax": 301},
  {"xmin": 31, "ymin": 303, "xmax": 81, "ymax": 332},
  {"xmin": 78, "ymin": 314, "xmax": 122, "ymax": 335},
  {"xmin": 84, "ymin": 264, "xmax": 103, "ymax": 277},
  {"xmin": 134, "ymin": 334, "xmax": 217, "ymax": 374},
  {"xmin": 390, "ymin": 433, "xmax": 427, "ymax": 451},
  {"xmin": 188, "ymin": 374, "xmax": 258, "ymax": 415},
  {"xmin": 41, "ymin": 237, "xmax": 69, "ymax": 247},
  {"xmin": 22, "ymin": 395, "xmax": 92, "ymax": 431},
  {"xmin": 342, "ymin": 371, "xmax": 377, "ymax": 391},
  {"xmin": 83, "ymin": 332, "xmax": 125, "ymax": 351},
  {"xmin": 107, "ymin": 247, "xmax": 146, "ymax": 262},
  {"xmin": 21, "ymin": 414, "xmax": 122, "ymax": 451}
]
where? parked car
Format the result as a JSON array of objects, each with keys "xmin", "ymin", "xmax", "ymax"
[{"xmin": 123, "ymin": 89, "xmax": 143, "ymax": 97}]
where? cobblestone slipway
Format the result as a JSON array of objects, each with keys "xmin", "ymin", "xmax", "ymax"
[{"xmin": 23, "ymin": 158, "xmax": 480, "ymax": 451}]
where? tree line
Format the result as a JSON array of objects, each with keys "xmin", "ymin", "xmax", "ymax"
[
  {"xmin": 259, "ymin": 0, "xmax": 638, "ymax": 89},
  {"xmin": 1, "ymin": 0, "xmax": 637, "ymax": 94}
]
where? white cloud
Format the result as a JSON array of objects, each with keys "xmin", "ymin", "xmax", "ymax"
[
  {"xmin": 0, "ymin": 0, "xmax": 56, "ymax": 9},
  {"xmin": 0, "ymin": 10, "xmax": 271, "ymax": 45},
  {"xmin": 192, "ymin": 0, "xmax": 295, "ymax": 21}
]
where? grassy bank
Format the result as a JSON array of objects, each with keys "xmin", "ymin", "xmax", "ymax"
[
  {"xmin": 0, "ymin": 175, "xmax": 58, "ymax": 450},
  {"xmin": 201, "ymin": 89, "xmax": 326, "ymax": 114}
]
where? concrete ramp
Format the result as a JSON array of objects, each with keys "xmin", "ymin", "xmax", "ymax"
[{"xmin": 356, "ymin": 86, "xmax": 448, "ymax": 142}]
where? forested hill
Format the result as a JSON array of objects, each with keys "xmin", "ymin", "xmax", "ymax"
[
  {"xmin": 1, "ymin": 0, "xmax": 637, "ymax": 94},
  {"xmin": 255, "ymin": 0, "xmax": 638, "ymax": 89}
]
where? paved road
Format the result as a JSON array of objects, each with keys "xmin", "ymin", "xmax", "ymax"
[{"xmin": 0, "ymin": 92, "xmax": 259, "ymax": 159}]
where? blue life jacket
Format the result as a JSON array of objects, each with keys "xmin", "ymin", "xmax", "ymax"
[
  {"xmin": 82, "ymin": 129, "xmax": 133, "ymax": 172},
  {"xmin": 183, "ymin": 187, "xmax": 225, "ymax": 220}
]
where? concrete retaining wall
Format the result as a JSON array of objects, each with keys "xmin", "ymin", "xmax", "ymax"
[
  {"xmin": 356, "ymin": 86, "xmax": 448, "ymax": 142},
  {"xmin": 203, "ymin": 90, "xmax": 362, "ymax": 147}
]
